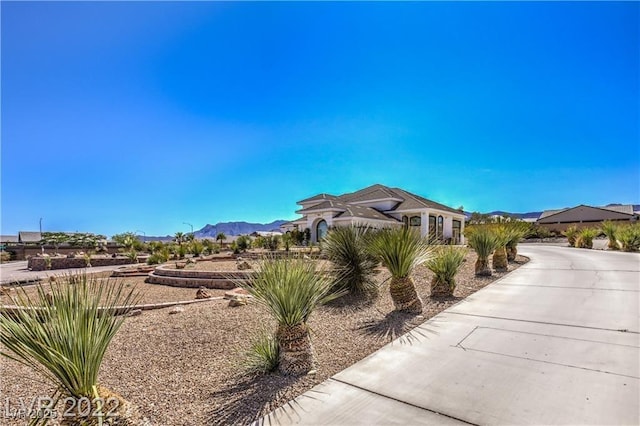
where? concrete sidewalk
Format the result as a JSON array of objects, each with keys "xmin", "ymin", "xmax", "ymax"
[{"xmin": 259, "ymin": 245, "xmax": 640, "ymax": 425}]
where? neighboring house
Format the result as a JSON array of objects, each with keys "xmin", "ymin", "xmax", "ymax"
[
  {"xmin": 18, "ymin": 231, "xmax": 42, "ymax": 243},
  {"xmin": 0, "ymin": 235, "xmax": 19, "ymax": 245},
  {"xmin": 537, "ymin": 204, "xmax": 638, "ymax": 231},
  {"xmin": 281, "ymin": 184, "xmax": 466, "ymax": 243}
]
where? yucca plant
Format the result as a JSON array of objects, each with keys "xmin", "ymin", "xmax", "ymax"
[
  {"xmin": 601, "ymin": 221, "xmax": 619, "ymax": 250},
  {"xmin": 369, "ymin": 227, "xmax": 431, "ymax": 314},
  {"xmin": 466, "ymin": 226, "xmax": 499, "ymax": 276},
  {"xmin": 575, "ymin": 227, "xmax": 599, "ymax": 249},
  {"xmin": 491, "ymin": 225, "xmax": 510, "ymax": 272},
  {"xmin": 190, "ymin": 240, "xmax": 205, "ymax": 257},
  {"xmin": 563, "ymin": 226, "xmax": 579, "ymax": 247},
  {"xmin": 617, "ymin": 223, "xmax": 640, "ymax": 252},
  {"xmin": 243, "ymin": 329, "xmax": 280, "ymax": 374},
  {"xmin": 0, "ymin": 273, "xmax": 140, "ymax": 425},
  {"xmin": 322, "ymin": 226, "xmax": 379, "ymax": 297},
  {"xmin": 505, "ymin": 222, "xmax": 530, "ymax": 261},
  {"xmin": 426, "ymin": 245, "xmax": 466, "ymax": 297},
  {"xmin": 242, "ymin": 257, "xmax": 344, "ymax": 376}
]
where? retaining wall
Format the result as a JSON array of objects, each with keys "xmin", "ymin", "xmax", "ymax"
[{"xmin": 28, "ymin": 256, "xmax": 135, "ymax": 271}]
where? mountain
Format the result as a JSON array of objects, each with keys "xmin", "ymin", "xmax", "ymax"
[{"xmin": 195, "ymin": 220, "xmax": 288, "ymax": 237}]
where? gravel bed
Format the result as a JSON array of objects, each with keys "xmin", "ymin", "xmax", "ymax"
[{"xmin": 0, "ymin": 250, "xmax": 528, "ymax": 425}]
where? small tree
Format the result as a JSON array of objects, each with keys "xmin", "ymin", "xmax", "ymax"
[
  {"xmin": 174, "ymin": 232, "xmax": 186, "ymax": 246},
  {"xmin": 216, "ymin": 232, "xmax": 227, "ymax": 247},
  {"xmin": 41, "ymin": 232, "xmax": 70, "ymax": 253}
]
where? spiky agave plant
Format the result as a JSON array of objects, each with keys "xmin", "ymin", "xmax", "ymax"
[
  {"xmin": 321, "ymin": 226, "xmax": 379, "ymax": 297},
  {"xmin": 466, "ymin": 226, "xmax": 499, "ymax": 276},
  {"xmin": 575, "ymin": 227, "xmax": 599, "ymax": 249},
  {"xmin": 600, "ymin": 221, "xmax": 619, "ymax": 250},
  {"xmin": 243, "ymin": 257, "xmax": 344, "ymax": 376},
  {"xmin": 426, "ymin": 245, "xmax": 466, "ymax": 298},
  {"xmin": 0, "ymin": 273, "xmax": 140, "ymax": 425},
  {"xmin": 369, "ymin": 227, "xmax": 432, "ymax": 314}
]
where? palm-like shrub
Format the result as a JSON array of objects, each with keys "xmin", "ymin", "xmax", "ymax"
[
  {"xmin": 601, "ymin": 221, "xmax": 619, "ymax": 250},
  {"xmin": 0, "ymin": 273, "xmax": 140, "ymax": 423},
  {"xmin": 216, "ymin": 232, "xmax": 227, "ymax": 247},
  {"xmin": 491, "ymin": 225, "xmax": 510, "ymax": 272},
  {"xmin": 369, "ymin": 227, "xmax": 431, "ymax": 314},
  {"xmin": 426, "ymin": 245, "xmax": 466, "ymax": 297},
  {"xmin": 505, "ymin": 222, "xmax": 530, "ymax": 261},
  {"xmin": 322, "ymin": 226, "xmax": 379, "ymax": 297},
  {"xmin": 466, "ymin": 226, "xmax": 499, "ymax": 276},
  {"xmin": 563, "ymin": 226, "xmax": 579, "ymax": 247},
  {"xmin": 575, "ymin": 227, "xmax": 599, "ymax": 249},
  {"xmin": 242, "ymin": 257, "xmax": 343, "ymax": 375},
  {"xmin": 617, "ymin": 223, "xmax": 640, "ymax": 252}
]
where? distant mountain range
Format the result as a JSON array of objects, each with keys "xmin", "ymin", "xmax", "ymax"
[{"xmin": 195, "ymin": 220, "xmax": 288, "ymax": 238}]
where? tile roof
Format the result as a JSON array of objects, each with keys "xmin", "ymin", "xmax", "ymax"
[
  {"xmin": 18, "ymin": 231, "xmax": 42, "ymax": 243},
  {"xmin": 297, "ymin": 193, "xmax": 338, "ymax": 203},
  {"xmin": 388, "ymin": 187, "xmax": 462, "ymax": 214},
  {"xmin": 539, "ymin": 204, "xmax": 636, "ymax": 221},
  {"xmin": 0, "ymin": 235, "xmax": 19, "ymax": 243}
]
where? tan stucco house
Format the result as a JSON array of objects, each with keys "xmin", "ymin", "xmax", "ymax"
[{"xmin": 281, "ymin": 184, "xmax": 466, "ymax": 243}]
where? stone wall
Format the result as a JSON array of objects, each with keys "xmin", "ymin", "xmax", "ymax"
[
  {"xmin": 28, "ymin": 256, "xmax": 135, "ymax": 271},
  {"xmin": 7, "ymin": 245, "xmax": 122, "ymax": 261}
]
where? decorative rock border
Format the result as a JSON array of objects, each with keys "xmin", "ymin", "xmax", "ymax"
[
  {"xmin": 28, "ymin": 256, "xmax": 136, "ymax": 271},
  {"xmin": 145, "ymin": 264, "xmax": 251, "ymax": 289}
]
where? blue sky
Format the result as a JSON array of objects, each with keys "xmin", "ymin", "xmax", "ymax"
[{"xmin": 1, "ymin": 1, "xmax": 638, "ymax": 237}]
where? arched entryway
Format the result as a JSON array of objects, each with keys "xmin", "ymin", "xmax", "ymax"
[{"xmin": 316, "ymin": 220, "xmax": 328, "ymax": 242}]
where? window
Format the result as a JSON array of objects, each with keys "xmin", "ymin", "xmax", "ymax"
[
  {"xmin": 409, "ymin": 216, "xmax": 421, "ymax": 227},
  {"xmin": 452, "ymin": 220, "xmax": 461, "ymax": 244},
  {"xmin": 429, "ymin": 216, "xmax": 436, "ymax": 241},
  {"xmin": 316, "ymin": 220, "xmax": 328, "ymax": 241},
  {"xmin": 437, "ymin": 216, "xmax": 444, "ymax": 239}
]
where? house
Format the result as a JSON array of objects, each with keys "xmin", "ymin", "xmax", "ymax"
[
  {"xmin": 281, "ymin": 184, "xmax": 466, "ymax": 243},
  {"xmin": 537, "ymin": 204, "xmax": 639, "ymax": 232},
  {"xmin": 18, "ymin": 231, "xmax": 42, "ymax": 243}
]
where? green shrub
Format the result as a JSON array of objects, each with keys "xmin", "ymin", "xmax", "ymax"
[
  {"xmin": 575, "ymin": 227, "xmax": 599, "ymax": 249},
  {"xmin": 147, "ymin": 251, "xmax": 169, "ymax": 265},
  {"xmin": 190, "ymin": 240, "xmax": 205, "ymax": 256},
  {"xmin": 243, "ymin": 330, "xmax": 279, "ymax": 374},
  {"xmin": 563, "ymin": 226, "xmax": 579, "ymax": 246},
  {"xmin": 427, "ymin": 245, "xmax": 466, "ymax": 297},
  {"xmin": 242, "ymin": 257, "xmax": 343, "ymax": 375},
  {"xmin": 369, "ymin": 227, "xmax": 431, "ymax": 313},
  {"xmin": 126, "ymin": 249, "xmax": 138, "ymax": 262},
  {"xmin": 465, "ymin": 226, "xmax": 499, "ymax": 276},
  {"xmin": 0, "ymin": 251, "xmax": 11, "ymax": 263},
  {"xmin": 236, "ymin": 235, "xmax": 251, "ymax": 252},
  {"xmin": 601, "ymin": 221, "xmax": 619, "ymax": 250},
  {"xmin": 322, "ymin": 226, "xmax": 379, "ymax": 296},
  {"xmin": 0, "ymin": 273, "xmax": 139, "ymax": 422},
  {"xmin": 617, "ymin": 223, "xmax": 640, "ymax": 252}
]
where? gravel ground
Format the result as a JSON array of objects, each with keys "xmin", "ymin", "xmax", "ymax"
[{"xmin": 0, "ymin": 250, "xmax": 528, "ymax": 425}]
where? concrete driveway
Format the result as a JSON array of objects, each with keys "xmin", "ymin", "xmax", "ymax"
[{"xmin": 259, "ymin": 245, "xmax": 640, "ymax": 425}]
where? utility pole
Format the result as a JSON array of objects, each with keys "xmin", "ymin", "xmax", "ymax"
[{"xmin": 183, "ymin": 222, "xmax": 193, "ymax": 234}]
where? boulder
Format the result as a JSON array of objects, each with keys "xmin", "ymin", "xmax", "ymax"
[
  {"xmin": 228, "ymin": 296, "xmax": 248, "ymax": 307},
  {"xmin": 127, "ymin": 309, "xmax": 143, "ymax": 317}
]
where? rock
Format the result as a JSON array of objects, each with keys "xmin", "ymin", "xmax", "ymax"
[
  {"xmin": 175, "ymin": 262, "xmax": 186, "ymax": 269},
  {"xmin": 186, "ymin": 258, "xmax": 197, "ymax": 264},
  {"xmin": 168, "ymin": 306, "xmax": 184, "ymax": 314},
  {"xmin": 228, "ymin": 296, "xmax": 248, "ymax": 307},
  {"xmin": 48, "ymin": 276, "xmax": 57, "ymax": 284},
  {"xmin": 224, "ymin": 288, "xmax": 250, "ymax": 300},
  {"xmin": 237, "ymin": 261, "xmax": 252, "ymax": 270},
  {"xmin": 195, "ymin": 287, "xmax": 212, "ymax": 299},
  {"xmin": 127, "ymin": 309, "xmax": 143, "ymax": 317}
]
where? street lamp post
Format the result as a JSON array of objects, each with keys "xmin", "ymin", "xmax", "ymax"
[
  {"xmin": 39, "ymin": 217, "xmax": 44, "ymax": 254},
  {"xmin": 183, "ymin": 222, "xmax": 193, "ymax": 235},
  {"xmin": 135, "ymin": 230, "xmax": 146, "ymax": 243}
]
